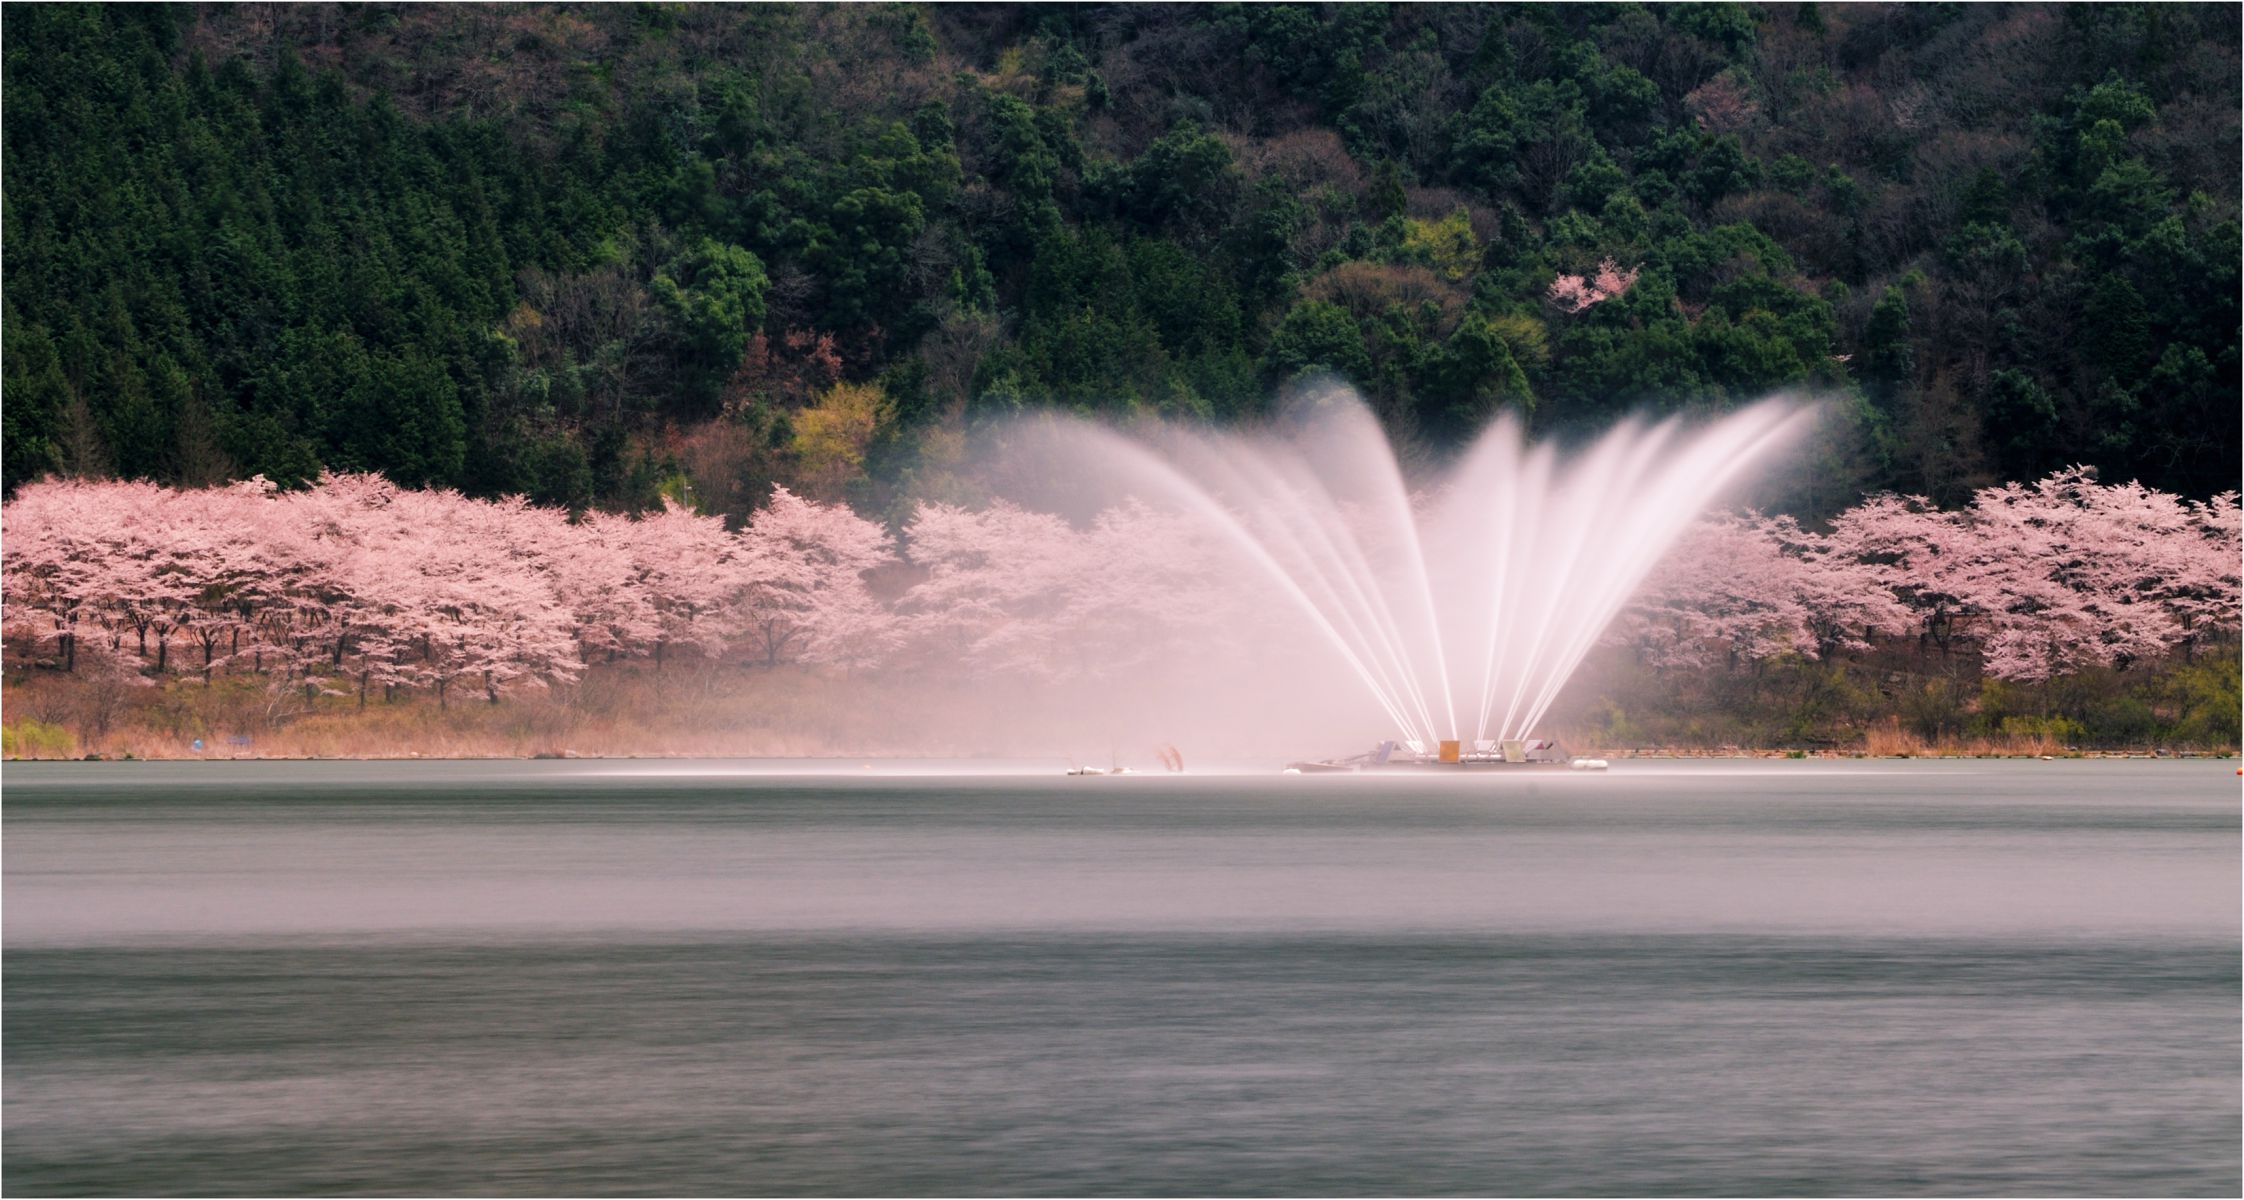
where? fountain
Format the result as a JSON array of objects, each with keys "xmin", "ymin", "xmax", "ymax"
[{"xmin": 1016, "ymin": 385, "xmax": 1816, "ymax": 768}]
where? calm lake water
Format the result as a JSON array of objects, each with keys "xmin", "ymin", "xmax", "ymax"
[{"xmin": 5, "ymin": 759, "xmax": 2237, "ymax": 1196}]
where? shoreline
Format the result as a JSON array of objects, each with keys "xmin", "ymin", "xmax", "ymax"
[{"xmin": 9, "ymin": 748, "xmax": 2234, "ymax": 764}]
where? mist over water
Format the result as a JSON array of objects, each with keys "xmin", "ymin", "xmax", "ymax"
[
  {"xmin": 996, "ymin": 387, "xmax": 1815, "ymax": 751},
  {"xmin": 6, "ymin": 760, "xmax": 2237, "ymax": 1195}
]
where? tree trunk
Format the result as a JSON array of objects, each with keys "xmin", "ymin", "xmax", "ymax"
[
  {"xmin": 358, "ymin": 672, "xmax": 369, "ymax": 711},
  {"xmin": 485, "ymin": 669, "xmax": 498, "ymax": 705}
]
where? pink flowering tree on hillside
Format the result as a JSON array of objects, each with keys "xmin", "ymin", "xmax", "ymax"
[
  {"xmin": 3, "ymin": 460, "xmax": 2230, "ymax": 733},
  {"xmin": 3, "ymin": 478, "xmax": 126, "ymax": 672},
  {"xmin": 373, "ymin": 487, "xmax": 580, "ymax": 707},
  {"xmin": 1547, "ymin": 258, "xmax": 1641, "ymax": 313},
  {"xmin": 547, "ymin": 516, "xmax": 661, "ymax": 667},
  {"xmin": 587, "ymin": 500, "xmax": 752, "ymax": 676},
  {"xmin": 896, "ymin": 500, "xmax": 1085, "ymax": 677},
  {"xmin": 1057, "ymin": 499, "xmax": 1243, "ymax": 680},
  {"xmin": 1824, "ymin": 468, "xmax": 2242, "ymax": 682},
  {"xmin": 160, "ymin": 478, "xmax": 290, "ymax": 681},
  {"xmin": 274, "ymin": 473, "xmax": 416, "ymax": 705},
  {"xmin": 1614, "ymin": 512, "xmax": 1911, "ymax": 671},
  {"xmin": 737, "ymin": 486, "xmax": 897, "ymax": 669}
]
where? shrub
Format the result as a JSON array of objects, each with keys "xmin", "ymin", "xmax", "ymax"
[
  {"xmin": 1998, "ymin": 714, "xmax": 2085, "ymax": 744},
  {"xmin": 3, "ymin": 718, "xmax": 77, "ymax": 759},
  {"xmin": 2163, "ymin": 657, "xmax": 2243, "ymax": 749}
]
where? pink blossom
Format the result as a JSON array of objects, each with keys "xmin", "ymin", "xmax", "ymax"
[
  {"xmin": 4, "ymin": 461, "xmax": 2231, "ymax": 707},
  {"xmin": 737, "ymin": 485, "xmax": 898, "ymax": 669},
  {"xmin": 1614, "ymin": 511, "xmax": 1912, "ymax": 670},
  {"xmin": 1547, "ymin": 258, "xmax": 1641, "ymax": 313},
  {"xmin": 1823, "ymin": 468, "xmax": 2241, "ymax": 681}
]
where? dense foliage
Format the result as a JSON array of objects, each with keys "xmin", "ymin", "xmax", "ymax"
[{"xmin": 6, "ymin": 4, "xmax": 2238, "ymax": 521}]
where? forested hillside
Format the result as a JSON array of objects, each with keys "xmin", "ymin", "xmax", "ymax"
[{"xmin": 5, "ymin": 3, "xmax": 2237, "ymax": 522}]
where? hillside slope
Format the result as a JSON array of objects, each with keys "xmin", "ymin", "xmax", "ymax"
[{"xmin": 4, "ymin": 3, "xmax": 2236, "ymax": 520}]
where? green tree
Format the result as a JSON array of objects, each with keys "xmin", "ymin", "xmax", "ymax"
[
  {"xmin": 652, "ymin": 240, "xmax": 770, "ymax": 416},
  {"xmin": 1861, "ymin": 286, "xmax": 1914, "ymax": 410},
  {"xmin": 1266, "ymin": 300, "xmax": 1370, "ymax": 384},
  {"xmin": 333, "ymin": 353, "xmax": 466, "ymax": 487},
  {"xmin": 2083, "ymin": 274, "xmax": 2151, "ymax": 378},
  {"xmin": 1, "ymin": 321, "xmax": 68, "ymax": 489}
]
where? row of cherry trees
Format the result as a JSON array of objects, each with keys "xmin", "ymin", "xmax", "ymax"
[
  {"xmin": 4, "ymin": 468, "xmax": 2237, "ymax": 708},
  {"xmin": 0, "ymin": 474, "xmax": 895, "ymax": 707},
  {"xmin": 1620, "ymin": 469, "xmax": 2240, "ymax": 682}
]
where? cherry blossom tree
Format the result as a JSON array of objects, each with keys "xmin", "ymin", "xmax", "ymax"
[
  {"xmin": 1616, "ymin": 512, "xmax": 1913, "ymax": 671},
  {"xmin": 583, "ymin": 500, "xmax": 749, "ymax": 676},
  {"xmin": 1547, "ymin": 258, "xmax": 1641, "ymax": 313},
  {"xmin": 896, "ymin": 500, "xmax": 1084, "ymax": 676},
  {"xmin": 159, "ymin": 478, "xmax": 288, "ymax": 681},
  {"xmin": 1056, "ymin": 499, "xmax": 1243, "ymax": 679},
  {"xmin": 2173, "ymin": 490, "xmax": 2244, "ymax": 647},
  {"xmin": 895, "ymin": 496, "xmax": 1244, "ymax": 682},
  {"xmin": 7, "ymin": 463, "xmax": 2227, "ymax": 715},
  {"xmin": 1823, "ymin": 468, "xmax": 2242, "ymax": 682},
  {"xmin": 3, "ymin": 478, "xmax": 118, "ymax": 671},
  {"xmin": 368, "ymin": 487, "xmax": 579, "ymax": 707},
  {"xmin": 547, "ymin": 516, "xmax": 660, "ymax": 668},
  {"xmin": 273, "ymin": 472, "xmax": 413, "ymax": 704},
  {"xmin": 1, "ymin": 479, "xmax": 196, "ymax": 674},
  {"xmin": 736, "ymin": 485, "xmax": 896, "ymax": 669}
]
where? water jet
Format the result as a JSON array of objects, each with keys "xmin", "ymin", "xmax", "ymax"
[{"xmin": 1017, "ymin": 386, "xmax": 1816, "ymax": 768}]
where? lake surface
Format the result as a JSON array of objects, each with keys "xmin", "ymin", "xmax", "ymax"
[{"xmin": 5, "ymin": 760, "xmax": 2237, "ymax": 1195}]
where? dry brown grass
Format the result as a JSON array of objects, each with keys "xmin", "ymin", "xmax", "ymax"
[
  {"xmin": 9, "ymin": 668, "xmax": 2213, "ymax": 763},
  {"xmin": 1539, "ymin": 718, "xmax": 2093, "ymax": 760},
  {"xmin": 1858, "ymin": 718, "xmax": 2073, "ymax": 758},
  {"xmin": 4, "ymin": 665, "xmax": 1154, "ymax": 761}
]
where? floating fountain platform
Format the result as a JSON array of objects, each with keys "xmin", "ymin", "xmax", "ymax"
[{"xmin": 1285, "ymin": 739, "xmax": 1605, "ymax": 773}]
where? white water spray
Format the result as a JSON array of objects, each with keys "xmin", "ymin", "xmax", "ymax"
[{"xmin": 1021, "ymin": 388, "xmax": 1815, "ymax": 749}]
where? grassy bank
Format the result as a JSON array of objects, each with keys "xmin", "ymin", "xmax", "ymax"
[
  {"xmin": 1, "ymin": 667, "xmax": 1045, "ymax": 762},
  {"xmin": 1546, "ymin": 649, "xmax": 2241, "ymax": 758},
  {"xmin": 6, "ymin": 650, "xmax": 2235, "ymax": 763}
]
